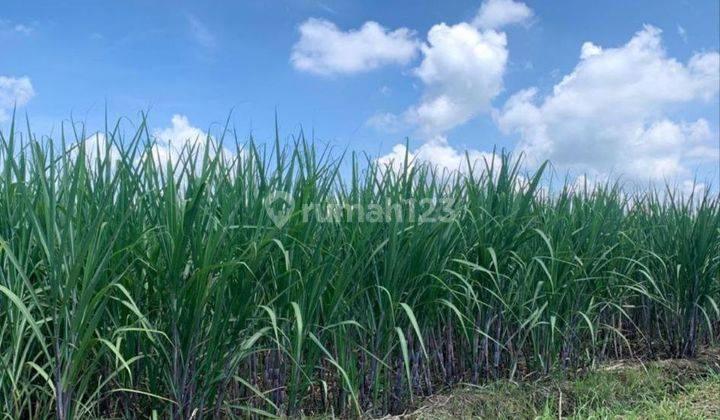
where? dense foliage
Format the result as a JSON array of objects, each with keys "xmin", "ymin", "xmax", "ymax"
[{"xmin": 0, "ymin": 117, "xmax": 718, "ymax": 418}]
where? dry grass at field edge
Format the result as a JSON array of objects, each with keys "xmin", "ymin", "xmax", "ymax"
[{"xmin": 388, "ymin": 347, "xmax": 720, "ymax": 419}]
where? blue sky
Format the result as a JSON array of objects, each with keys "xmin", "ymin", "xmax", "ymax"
[{"xmin": 1, "ymin": 0, "xmax": 718, "ymax": 186}]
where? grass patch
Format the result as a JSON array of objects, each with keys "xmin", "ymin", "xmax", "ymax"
[
  {"xmin": 583, "ymin": 376, "xmax": 720, "ymax": 419},
  {"xmin": 407, "ymin": 348, "xmax": 720, "ymax": 419}
]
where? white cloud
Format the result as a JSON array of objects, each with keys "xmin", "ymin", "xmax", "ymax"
[
  {"xmin": 12, "ymin": 24, "xmax": 33, "ymax": 36},
  {"xmin": 683, "ymin": 118, "xmax": 712, "ymax": 142},
  {"xmin": 0, "ymin": 76, "xmax": 35, "ymax": 122},
  {"xmin": 152, "ymin": 115, "xmax": 233, "ymax": 165},
  {"xmin": 291, "ymin": 18, "xmax": 419, "ymax": 75},
  {"xmin": 686, "ymin": 144, "xmax": 719, "ymax": 160},
  {"xmin": 154, "ymin": 114, "xmax": 208, "ymax": 146},
  {"xmin": 403, "ymin": 22, "xmax": 509, "ymax": 136},
  {"xmin": 472, "ymin": 0, "xmax": 533, "ymax": 30},
  {"xmin": 377, "ymin": 144, "xmax": 412, "ymax": 174},
  {"xmin": 69, "ymin": 116, "xmax": 236, "ymax": 170},
  {"xmin": 370, "ymin": 1, "xmax": 533, "ymax": 136},
  {"xmin": 498, "ymin": 25, "xmax": 720, "ymax": 181},
  {"xmin": 377, "ymin": 136, "xmax": 500, "ymax": 175},
  {"xmin": 580, "ymin": 41, "xmax": 602, "ymax": 59},
  {"xmin": 370, "ymin": 1, "xmax": 531, "ymax": 178},
  {"xmin": 365, "ymin": 112, "xmax": 406, "ymax": 133},
  {"xmin": 83, "ymin": 132, "xmax": 116, "ymax": 161},
  {"xmin": 570, "ymin": 174, "xmax": 606, "ymax": 193},
  {"xmin": 153, "ymin": 114, "xmax": 208, "ymax": 163},
  {"xmin": 680, "ymin": 179, "xmax": 707, "ymax": 197},
  {"xmin": 0, "ymin": 19, "xmax": 34, "ymax": 36}
]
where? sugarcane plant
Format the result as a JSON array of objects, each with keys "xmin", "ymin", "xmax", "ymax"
[{"xmin": 0, "ymin": 114, "xmax": 718, "ymax": 418}]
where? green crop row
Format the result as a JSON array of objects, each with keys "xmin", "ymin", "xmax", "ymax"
[{"xmin": 0, "ymin": 116, "xmax": 717, "ymax": 418}]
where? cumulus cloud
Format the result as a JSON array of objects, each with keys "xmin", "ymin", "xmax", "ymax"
[
  {"xmin": 153, "ymin": 114, "xmax": 207, "ymax": 163},
  {"xmin": 404, "ymin": 22, "xmax": 508, "ymax": 136},
  {"xmin": 154, "ymin": 115, "xmax": 208, "ymax": 147},
  {"xmin": 151, "ymin": 114, "xmax": 233, "ymax": 164},
  {"xmin": 377, "ymin": 136, "xmax": 500, "ymax": 175},
  {"xmin": 497, "ymin": 25, "xmax": 720, "ymax": 181},
  {"xmin": 371, "ymin": 0, "xmax": 532, "ymax": 177},
  {"xmin": 370, "ymin": 1, "xmax": 532, "ymax": 136},
  {"xmin": 291, "ymin": 18, "xmax": 419, "ymax": 75},
  {"xmin": 472, "ymin": 0, "xmax": 533, "ymax": 30},
  {"xmin": 0, "ymin": 76, "xmax": 35, "ymax": 122},
  {"xmin": 68, "ymin": 116, "xmax": 236, "ymax": 171}
]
